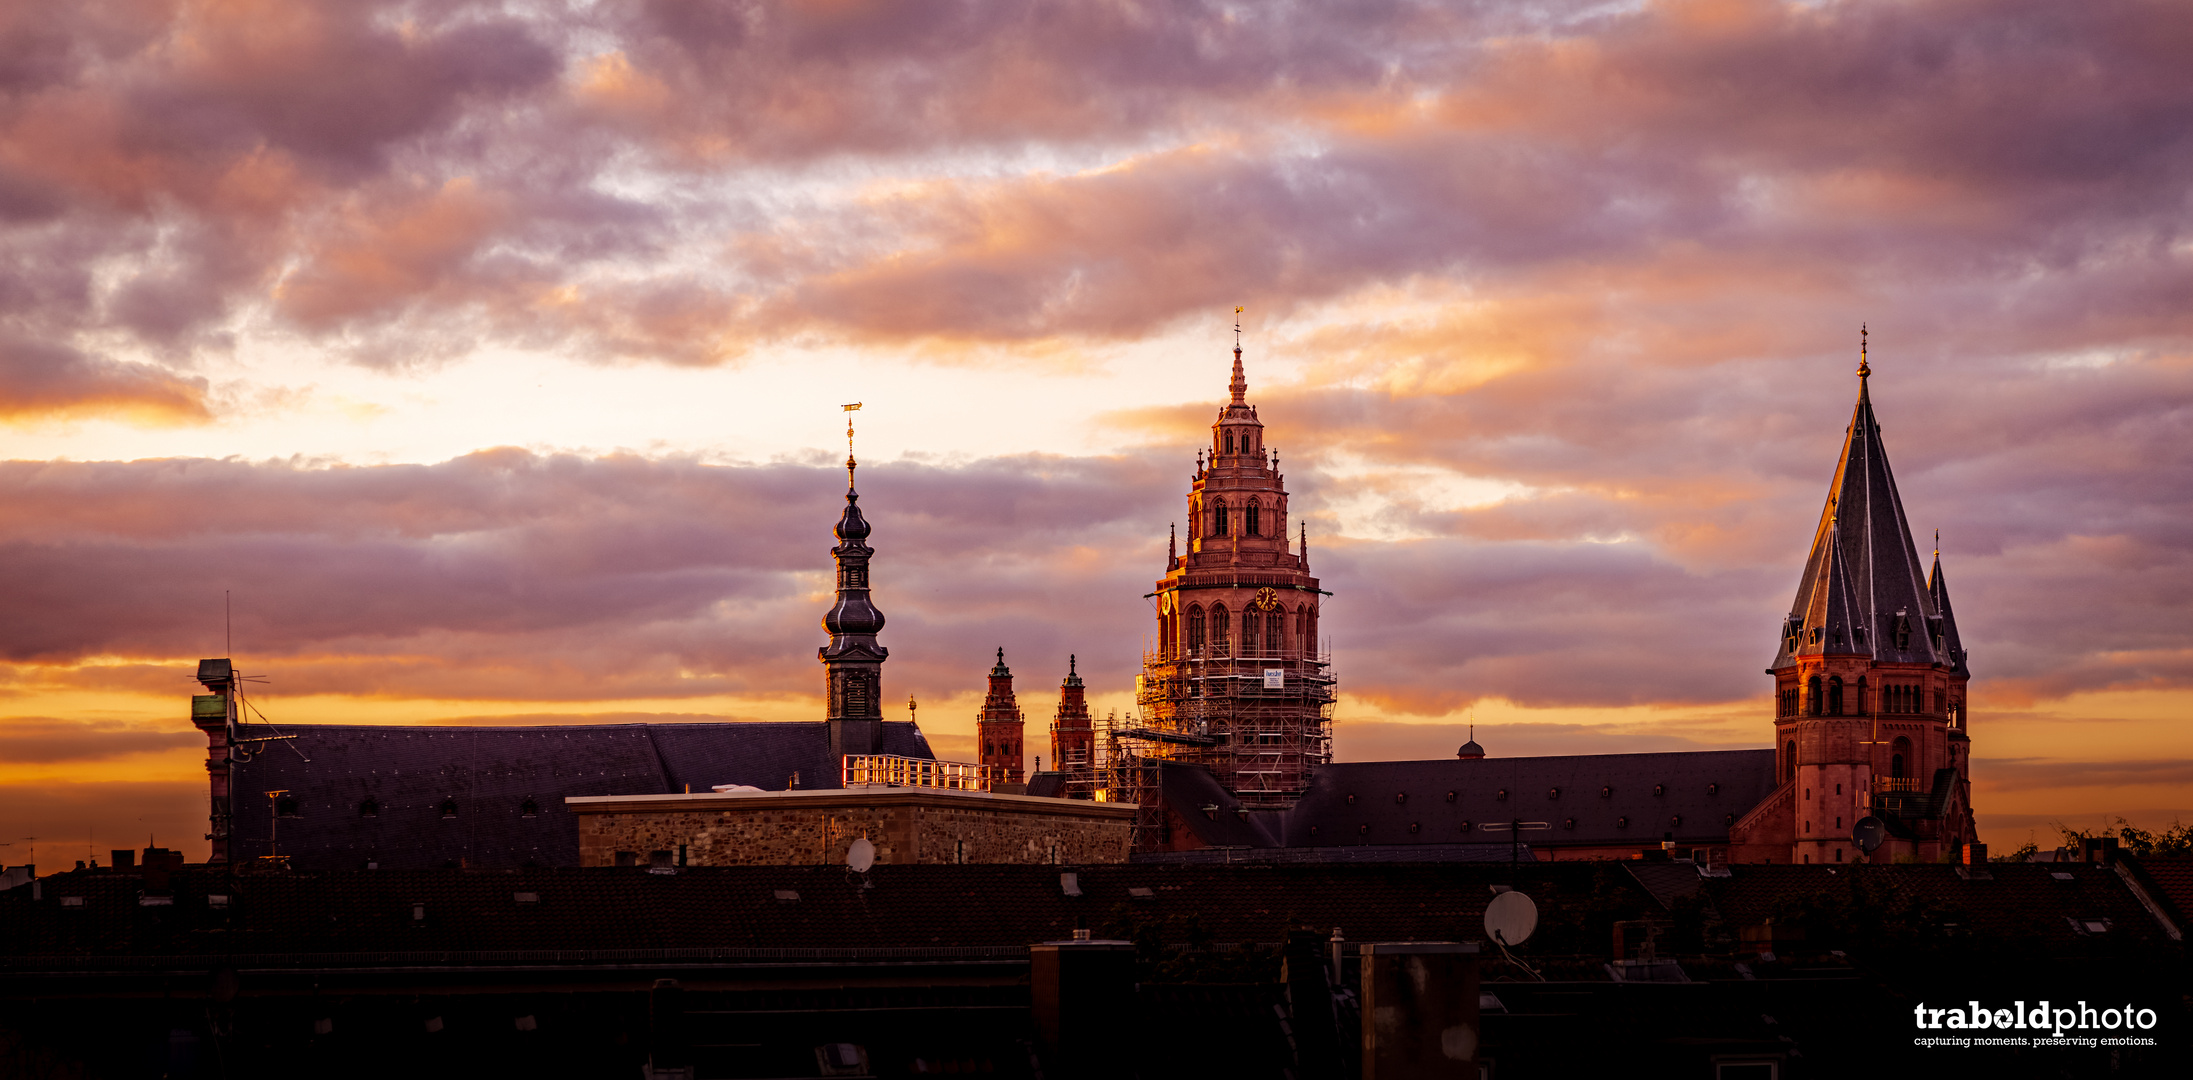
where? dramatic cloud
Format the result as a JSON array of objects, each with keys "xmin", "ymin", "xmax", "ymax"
[{"xmin": 4, "ymin": 0, "xmax": 2191, "ymax": 853}]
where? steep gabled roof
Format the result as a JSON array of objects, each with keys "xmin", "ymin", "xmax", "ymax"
[{"xmin": 1774, "ymin": 363, "xmax": 1944, "ymax": 670}]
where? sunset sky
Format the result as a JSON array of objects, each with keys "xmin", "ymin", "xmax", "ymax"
[{"xmin": 3, "ymin": 0, "xmax": 2190, "ymax": 865}]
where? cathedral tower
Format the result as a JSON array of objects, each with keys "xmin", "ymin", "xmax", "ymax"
[
  {"xmin": 820, "ymin": 448, "xmax": 887, "ymax": 768},
  {"xmin": 1050, "ymin": 656, "xmax": 1095, "ymax": 799},
  {"xmin": 977, "ymin": 648, "xmax": 1026, "ymax": 784},
  {"xmin": 1120, "ymin": 332, "xmax": 1336, "ymax": 812},
  {"xmin": 1732, "ymin": 334, "xmax": 1975, "ymax": 864}
]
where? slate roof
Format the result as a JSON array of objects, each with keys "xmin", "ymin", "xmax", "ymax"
[
  {"xmin": 1773, "ymin": 370, "xmax": 1968, "ymax": 673},
  {"xmin": 4, "ymin": 860, "xmax": 2176, "ymax": 966},
  {"xmin": 1280, "ymin": 750, "xmax": 1778, "ymax": 850},
  {"xmin": 1699, "ymin": 861, "xmax": 2178, "ymax": 957},
  {"xmin": 0, "ymin": 862, "xmax": 1660, "ymax": 963},
  {"xmin": 226, "ymin": 721, "xmax": 931, "ymax": 870}
]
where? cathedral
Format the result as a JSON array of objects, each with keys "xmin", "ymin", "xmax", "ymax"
[
  {"xmin": 1134, "ymin": 334, "xmax": 1980, "ymax": 865},
  {"xmin": 1109, "ymin": 335, "xmax": 1337, "ymax": 811},
  {"xmin": 181, "ymin": 328, "xmax": 1979, "ymax": 868}
]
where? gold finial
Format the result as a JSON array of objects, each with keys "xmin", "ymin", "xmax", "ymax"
[
  {"xmin": 841, "ymin": 403, "xmax": 862, "ymax": 486},
  {"xmin": 1857, "ymin": 323, "xmax": 1870, "ymax": 380},
  {"xmin": 1934, "ymin": 529, "xmax": 1940, "ymax": 559},
  {"xmin": 1234, "ymin": 305, "xmax": 1243, "ymax": 349}
]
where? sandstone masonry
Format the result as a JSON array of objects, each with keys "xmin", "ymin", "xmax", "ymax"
[{"xmin": 569, "ymin": 787, "xmax": 1135, "ymax": 867}]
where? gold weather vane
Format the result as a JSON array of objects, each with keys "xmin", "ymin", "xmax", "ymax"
[
  {"xmin": 842, "ymin": 403, "xmax": 862, "ymax": 484},
  {"xmin": 1235, "ymin": 306, "xmax": 1244, "ymax": 348}
]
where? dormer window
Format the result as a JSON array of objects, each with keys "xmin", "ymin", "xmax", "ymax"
[
  {"xmin": 1809, "ymin": 627, "xmax": 1822, "ymax": 644},
  {"xmin": 275, "ymin": 796, "xmax": 300, "ymax": 818},
  {"xmin": 1895, "ymin": 615, "xmax": 1912, "ymax": 649},
  {"xmin": 519, "ymin": 798, "xmax": 540, "ymax": 818},
  {"xmin": 359, "ymin": 799, "xmax": 379, "ymax": 818},
  {"xmin": 439, "ymin": 798, "xmax": 459, "ymax": 819}
]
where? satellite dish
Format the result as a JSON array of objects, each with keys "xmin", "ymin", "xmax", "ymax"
[
  {"xmin": 1483, "ymin": 890, "xmax": 1539, "ymax": 946},
  {"xmin": 1852, "ymin": 816, "xmax": 1886, "ymax": 854},
  {"xmin": 846, "ymin": 837, "xmax": 875, "ymax": 873}
]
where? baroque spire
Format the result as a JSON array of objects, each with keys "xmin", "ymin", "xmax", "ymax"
[{"xmin": 821, "ymin": 406, "xmax": 886, "ymax": 754}]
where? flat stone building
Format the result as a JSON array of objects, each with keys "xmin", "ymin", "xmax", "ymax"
[{"xmin": 570, "ymin": 787, "xmax": 1135, "ymax": 867}]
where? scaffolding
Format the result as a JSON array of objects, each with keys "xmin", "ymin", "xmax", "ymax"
[{"xmin": 1098, "ymin": 645, "xmax": 1337, "ymax": 844}]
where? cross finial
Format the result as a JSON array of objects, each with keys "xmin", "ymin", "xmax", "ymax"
[{"xmin": 1857, "ymin": 324, "xmax": 1870, "ymax": 380}]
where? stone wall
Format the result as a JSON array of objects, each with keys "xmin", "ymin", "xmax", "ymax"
[{"xmin": 571, "ymin": 789, "xmax": 1134, "ymax": 867}]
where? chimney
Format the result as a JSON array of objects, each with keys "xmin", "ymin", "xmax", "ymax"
[
  {"xmin": 1360, "ymin": 942, "xmax": 1481, "ymax": 1079},
  {"xmin": 2083, "ymin": 836, "xmax": 2119, "ymax": 865},
  {"xmin": 646, "ymin": 978, "xmax": 692, "ymax": 1080},
  {"xmin": 1030, "ymin": 936, "xmax": 1135, "ymax": 1079}
]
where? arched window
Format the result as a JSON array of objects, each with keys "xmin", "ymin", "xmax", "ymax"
[
  {"xmin": 1246, "ymin": 501, "xmax": 1261, "ymax": 536},
  {"xmin": 1187, "ymin": 605, "xmax": 1205, "ymax": 652},
  {"xmin": 1784, "ymin": 741, "xmax": 1797, "ymax": 783},
  {"xmin": 1856, "ymin": 676, "xmax": 1868, "ymax": 715},
  {"xmin": 1267, "ymin": 611, "xmax": 1285, "ymax": 657},
  {"xmin": 1807, "ymin": 675, "xmax": 1823, "ymax": 716},
  {"xmin": 1827, "ymin": 676, "xmax": 1843, "ymax": 716},
  {"xmin": 1241, "ymin": 609, "xmax": 1259, "ymax": 654},
  {"xmin": 1213, "ymin": 501, "xmax": 1229, "ymax": 537},
  {"xmin": 1892, "ymin": 736, "xmax": 1913, "ymax": 778},
  {"xmin": 1295, "ymin": 606, "xmax": 1307, "ymax": 654},
  {"xmin": 1210, "ymin": 605, "xmax": 1230, "ymax": 651},
  {"xmin": 1223, "ymin": 431, "xmax": 1235, "ymax": 454}
]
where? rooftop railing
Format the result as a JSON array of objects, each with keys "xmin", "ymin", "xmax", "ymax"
[{"xmin": 842, "ymin": 755, "xmax": 996, "ymax": 792}]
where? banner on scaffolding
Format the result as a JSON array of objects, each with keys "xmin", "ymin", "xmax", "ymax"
[{"xmin": 1263, "ymin": 669, "xmax": 1284, "ymax": 689}]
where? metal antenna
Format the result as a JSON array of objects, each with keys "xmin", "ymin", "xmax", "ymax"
[{"xmin": 225, "ymin": 590, "xmax": 231, "ymax": 656}]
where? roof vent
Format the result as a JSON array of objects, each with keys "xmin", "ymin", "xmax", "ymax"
[
  {"xmin": 774, "ymin": 889, "xmax": 800, "ymax": 901},
  {"xmin": 514, "ymin": 892, "xmax": 539, "ymax": 904},
  {"xmin": 1128, "ymin": 887, "xmax": 1155, "ymax": 899}
]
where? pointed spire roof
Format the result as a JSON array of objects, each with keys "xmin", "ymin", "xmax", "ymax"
[
  {"xmin": 1062, "ymin": 653, "xmax": 1083, "ymax": 689},
  {"xmin": 1929, "ymin": 542, "xmax": 1971, "ymax": 676},
  {"xmin": 1774, "ymin": 337, "xmax": 1944, "ymax": 669}
]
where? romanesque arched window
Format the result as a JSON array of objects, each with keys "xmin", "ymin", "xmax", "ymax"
[
  {"xmin": 1213, "ymin": 501, "xmax": 1229, "ymax": 537},
  {"xmin": 1856, "ymin": 676, "xmax": 1868, "ymax": 716},
  {"xmin": 1210, "ymin": 604, "xmax": 1230, "ymax": 652},
  {"xmin": 1246, "ymin": 501, "xmax": 1260, "ymax": 536},
  {"xmin": 1784, "ymin": 741, "xmax": 1798, "ymax": 783},
  {"xmin": 1827, "ymin": 676, "xmax": 1843, "ymax": 716},
  {"xmin": 1808, "ymin": 675, "xmax": 1823, "ymax": 716},
  {"xmin": 1295, "ymin": 606, "xmax": 1307, "ymax": 653},
  {"xmin": 1223, "ymin": 431, "xmax": 1235, "ymax": 454},
  {"xmin": 1187, "ymin": 605, "xmax": 1205, "ymax": 653}
]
